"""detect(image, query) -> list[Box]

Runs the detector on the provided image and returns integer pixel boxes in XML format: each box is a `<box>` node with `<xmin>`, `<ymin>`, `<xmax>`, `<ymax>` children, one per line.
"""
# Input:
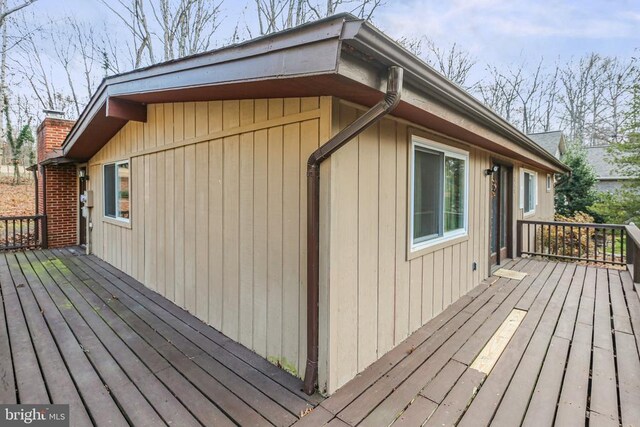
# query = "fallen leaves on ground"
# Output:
<box><xmin>0</xmin><ymin>177</ymin><xmax>36</xmax><ymax>216</ymax></box>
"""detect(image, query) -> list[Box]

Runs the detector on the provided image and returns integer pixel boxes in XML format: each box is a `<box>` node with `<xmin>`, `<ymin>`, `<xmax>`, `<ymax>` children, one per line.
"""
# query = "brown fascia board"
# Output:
<box><xmin>62</xmin><ymin>12</ymin><xmax>569</xmax><ymax>173</ymax></box>
<box><xmin>339</xmin><ymin>20</ymin><xmax>570</xmax><ymax>173</ymax></box>
<box><xmin>62</xmin><ymin>14</ymin><xmax>351</xmax><ymax>159</ymax></box>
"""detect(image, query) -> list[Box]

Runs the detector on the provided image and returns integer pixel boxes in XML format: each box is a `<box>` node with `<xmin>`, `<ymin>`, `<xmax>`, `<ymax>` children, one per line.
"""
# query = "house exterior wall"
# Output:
<box><xmin>321</xmin><ymin>100</ymin><xmax>556</xmax><ymax>393</ymax></box>
<box><xmin>86</xmin><ymin>97</ymin><xmax>329</xmax><ymax>379</ymax></box>
<box><xmin>85</xmin><ymin>96</ymin><xmax>556</xmax><ymax>395</ymax></box>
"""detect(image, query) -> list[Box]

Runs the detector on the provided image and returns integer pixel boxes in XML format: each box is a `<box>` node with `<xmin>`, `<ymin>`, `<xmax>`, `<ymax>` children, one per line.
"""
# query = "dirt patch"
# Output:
<box><xmin>0</xmin><ymin>176</ymin><xmax>36</xmax><ymax>217</ymax></box>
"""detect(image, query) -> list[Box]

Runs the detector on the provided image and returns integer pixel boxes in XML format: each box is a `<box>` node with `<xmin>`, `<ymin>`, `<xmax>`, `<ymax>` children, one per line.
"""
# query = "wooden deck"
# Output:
<box><xmin>0</xmin><ymin>248</ymin><xmax>321</xmax><ymax>426</ymax></box>
<box><xmin>2</xmin><ymin>250</ymin><xmax>640</xmax><ymax>426</ymax></box>
<box><xmin>296</xmin><ymin>258</ymin><xmax>640</xmax><ymax>427</ymax></box>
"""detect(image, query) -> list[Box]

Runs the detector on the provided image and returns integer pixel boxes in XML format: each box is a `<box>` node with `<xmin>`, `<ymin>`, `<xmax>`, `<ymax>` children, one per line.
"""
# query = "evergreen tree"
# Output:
<box><xmin>591</xmin><ymin>84</ymin><xmax>640</xmax><ymax>223</ymax></box>
<box><xmin>554</xmin><ymin>141</ymin><xmax>597</xmax><ymax>216</ymax></box>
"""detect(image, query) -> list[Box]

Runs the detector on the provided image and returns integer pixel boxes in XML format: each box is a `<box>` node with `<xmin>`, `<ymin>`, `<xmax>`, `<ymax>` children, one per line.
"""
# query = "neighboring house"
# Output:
<box><xmin>585</xmin><ymin>144</ymin><xmax>633</xmax><ymax>193</ymax></box>
<box><xmin>527</xmin><ymin>130</ymin><xmax>566</xmax><ymax>160</ymax></box>
<box><xmin>34</xmin><ymin>14</ymin><xmax>568</xmax><ymax>395</ymax></box>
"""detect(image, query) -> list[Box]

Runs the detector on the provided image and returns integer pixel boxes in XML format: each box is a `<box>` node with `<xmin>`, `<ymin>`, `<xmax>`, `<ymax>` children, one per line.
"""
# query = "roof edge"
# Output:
<box><xmin>342</xmin><ymin>20</ymin><xmax>570</xmax><ymax>173</ymax></box>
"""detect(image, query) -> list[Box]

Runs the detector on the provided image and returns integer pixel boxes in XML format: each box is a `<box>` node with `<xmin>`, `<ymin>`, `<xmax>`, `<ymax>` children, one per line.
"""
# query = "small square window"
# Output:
<box><xmin>521</xmin><ymin>169</ymin><xmax>537</xmax><ymax>215</ymax></box>
<box><xmin>104</xmin><ymin>161</ymin><xmax>130</xmax><ymax>221</ymax></box>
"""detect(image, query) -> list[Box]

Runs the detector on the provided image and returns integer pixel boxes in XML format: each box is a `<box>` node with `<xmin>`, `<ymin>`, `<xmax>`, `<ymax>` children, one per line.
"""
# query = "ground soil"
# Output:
<box><xmin>0</xmin><ymin>176</ymin><xmax>36</xmax><ymax>217</ymax></box>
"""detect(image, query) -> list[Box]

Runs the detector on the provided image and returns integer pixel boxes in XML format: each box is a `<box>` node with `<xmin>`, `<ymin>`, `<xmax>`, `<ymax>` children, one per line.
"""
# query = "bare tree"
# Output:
<box><xmin>478</xmin><ymin>65</ymin><xmax>522</xmax><ymax>123</ymax></box>
<box><xmin>422</xmin><ymin>38</ymin><xmax>476</xmax><ymax>89</ymax></box>
<box><xmin>98</xmin><ymin>0</ymin><xmax>155</xmax><ymax>68</ymax></box>
<box><xmin>600</xmin><ymin>57</ymin><xmax>638</xmax><ymax>144</ymax></box>
<box><xmin>100</xmin><ymin>0</ymin><xmax>222</xmax><ymax>67</ymax></box>
<box><xmin>0</xmin><ymin>0</ymin><xmax>38</xmax><ymax>164</ymax></box>
<box><xmin>252</xmin><ymin>0</ymin><xmax>384</xmax><ymax>36</ymax></box>
<box><xmin>397</xmin><ymin>35</ymin><xmax>476</xmax><ymax>89</ymax></box>
<box><xmin>11</xmin><ymin>14</ymin><xmax>97</xmax><ymax>116</ymax></box>
<box><xmin>558</xmin><ymin>54</ymin><xmax>601</xmax><ymax>143</ymax></box>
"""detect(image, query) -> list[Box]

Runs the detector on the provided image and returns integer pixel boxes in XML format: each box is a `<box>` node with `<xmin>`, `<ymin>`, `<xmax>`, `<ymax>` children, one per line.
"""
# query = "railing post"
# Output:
<box><xmin>635</xmin><ymin>243</ymin><xmax>640</xmax><ymax>284</ymax></box>
<box><xmin>41</xmin><ymin>215</ymin><xmax>48</xmax><ymax>249</ymax></box>
<box><xmin>516</xmin><ymin>220</ymin><xmax>522</xmax><ymax>257</ymax></box>
<box><xmin>626</xmin><ymin>229</ymin><xmax>633</xmax><ymax>270</ymax></box>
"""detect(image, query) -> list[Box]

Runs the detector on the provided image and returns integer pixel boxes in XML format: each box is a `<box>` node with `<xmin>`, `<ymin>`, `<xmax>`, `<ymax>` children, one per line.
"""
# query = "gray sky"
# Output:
<box><xmin>36</xmin><ymin>0</ymin><xmax>639</xmax><ymax>68</ymax></box>
<box><xmin>377</xmin><ymin>0</ymin><xmax>639</xmax><ymax>67</ymax></box>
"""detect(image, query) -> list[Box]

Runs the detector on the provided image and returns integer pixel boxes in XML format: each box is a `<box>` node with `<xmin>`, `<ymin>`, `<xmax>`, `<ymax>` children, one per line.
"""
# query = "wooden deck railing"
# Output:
<box><xmin>625</xmin><ymin>223</ymin><xmax>640</xmax><ymax>283</ymax></box>
<box><xmin>0</xmin><ymin>215</ymin><xmax>47</xmax><ymax>251</ymax></box>
<box><xmin>517</xmin><ymin>220</ymin><xmax>627</xmax><ymax>266</ymax></box>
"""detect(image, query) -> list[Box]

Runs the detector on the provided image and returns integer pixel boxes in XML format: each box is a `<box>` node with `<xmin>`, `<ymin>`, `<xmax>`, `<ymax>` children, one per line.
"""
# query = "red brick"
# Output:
<box><xmin>36</xmin><ymin>117</ymin><xmax>77</xmax><ymax>248</ymax></box>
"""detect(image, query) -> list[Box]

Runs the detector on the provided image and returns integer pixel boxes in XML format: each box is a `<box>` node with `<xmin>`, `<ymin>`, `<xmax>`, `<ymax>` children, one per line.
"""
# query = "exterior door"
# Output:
<box><xmin>79</xmin><ymin>169</ymin><xmax>87</xmax><ymax>245</ymax></box>
<box><xmin>490</xmin><ymin>163</ymin><xmax>512</xmax><ymax>267</ymax></box>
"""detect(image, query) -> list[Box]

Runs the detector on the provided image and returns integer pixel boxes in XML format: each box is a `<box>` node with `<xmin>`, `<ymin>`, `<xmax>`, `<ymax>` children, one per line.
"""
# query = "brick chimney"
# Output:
<box><xmin>36</xmin><ymin>110</ymin><xmax>78</xmax><ymax>248</ymax></box>
<box><xmin>37</xmin><ymin>109</ymin><xmax>75</xmax><ymax>163</ymax></box>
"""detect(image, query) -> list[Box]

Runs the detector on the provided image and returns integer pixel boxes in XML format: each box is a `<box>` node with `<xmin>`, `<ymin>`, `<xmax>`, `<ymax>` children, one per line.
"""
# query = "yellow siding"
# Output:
<box><xmin>87</xmin><ymin>98</ymin><xmax>325</xmax><ymax>379</ymax></box>
<box><xmin>322</xmin><ymin>100</ymin><xmax>556</xmax><ymax>393</ymax></box>
<box><xmin>87</xmin><ymin>95</ymin><xmax>557</xmax><ymax>395</ymax></box>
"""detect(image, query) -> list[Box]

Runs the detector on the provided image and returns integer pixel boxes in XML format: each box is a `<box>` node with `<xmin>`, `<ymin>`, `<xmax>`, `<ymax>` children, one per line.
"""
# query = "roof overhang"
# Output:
<box><xmin>62</xmin><ymin>14</ymin><xmax>569</xmax><ymax>173</ymax></box>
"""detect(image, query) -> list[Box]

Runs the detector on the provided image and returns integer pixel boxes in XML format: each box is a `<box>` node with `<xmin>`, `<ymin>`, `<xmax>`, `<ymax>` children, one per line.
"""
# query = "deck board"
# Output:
<box><xmin>296</xmin><ymin>259</ymin><xmax>639</xmax><ymax>427</ymax></box>
<box><xmin>81</xmin><ymin>249</ymin><xmax>320</xmax><ymax>405</ymax></box>
<box><xmin>2</xmin><ymin>250</ymin><xmax>639</xmax><ymax>427</ymax></box>
<box><xmin>52</xmin><ymin>250</ymin><xmax>295</xmax><ymax>426</ymax></box>
<box><xmin>0</xmin><ymin>250</ymin><xmax>318</xmax><ymax>426</ymax></box>
<box><xmin>60</xmin><ymin>249</ymin><xmax>310</xmax><ymax>423</ymax></box>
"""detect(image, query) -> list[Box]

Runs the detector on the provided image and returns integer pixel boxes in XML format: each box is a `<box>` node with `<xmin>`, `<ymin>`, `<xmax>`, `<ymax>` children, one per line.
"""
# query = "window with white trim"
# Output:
<box><xmin>104</xmin><ymin>161</ymin><xmax>130</xmax><ymax>221</ymax></box>
<box><xmin>546</xmin><ymin>174</ymin><xmax>552</xmax><ymax>192</ymax></box>
<box><xmin>520</xmin><ymin>169</ymin><xmax>537</xmax><ymax>215</ymax></box>
<box><xmin>411</xmin><ymin>137</ymin><xmax>468</xmax><ymax>250</ymax></box>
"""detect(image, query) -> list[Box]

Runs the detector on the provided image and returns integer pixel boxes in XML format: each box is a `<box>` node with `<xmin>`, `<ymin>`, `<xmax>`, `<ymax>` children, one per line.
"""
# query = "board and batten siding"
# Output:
<box><xmin>87</xmin><ymin>97</ymin><xmax>329</xmax><ymax>379</ymax></box>
<box><xmin>321</xmin><ymin>100</ymin><xmax>556</xmax><ymax>393</ymax></box>
<box><xmin>321</xmin><ymin>101</ymin><xmax>492</xmax><ymax>393</ymax></box>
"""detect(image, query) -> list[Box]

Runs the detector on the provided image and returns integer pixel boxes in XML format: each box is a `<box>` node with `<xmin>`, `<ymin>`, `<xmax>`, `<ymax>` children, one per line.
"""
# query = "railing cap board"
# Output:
<box><xmin>517</xmin><ymin>219</ymin><xmax>625</xmax><ymax>229</ymax></box>
<box><xmin>0</xmin><ymin>215</ymin><xmax>45</xmax><ymax>221</ymax></box>
<box><xmin>625</xmin><ymin>223</ymin><xmax>640</xmax><ymax>248</ymax></box>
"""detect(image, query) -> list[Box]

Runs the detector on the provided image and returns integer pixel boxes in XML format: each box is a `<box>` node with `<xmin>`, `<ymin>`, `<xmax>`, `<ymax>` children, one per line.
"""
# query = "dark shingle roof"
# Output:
<box><xmin>585</xmin><ymin>145</ymin><xmax>618</xmax><ymax>179</ymax></box>
<box><xmin>528</xmin><ymin>131</ymin><xmax>564</xmax><ymax>159</ymax></box>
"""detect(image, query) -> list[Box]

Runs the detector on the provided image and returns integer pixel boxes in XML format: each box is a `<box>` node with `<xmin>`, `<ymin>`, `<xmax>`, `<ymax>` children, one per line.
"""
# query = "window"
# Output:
<box><xmin>546</xmin><ymin>174</ymin><xmax>552</xmax><ymax>192</ymax></box>
<box><xmin>521</xmin><ymin>169</ymin><xmax>537</xmax><ymax>215</ymax></box>
<box><xmin>411</xmin><ymin>137</ymin><xmax>468</xmax><ymax>250</ymax></box>
<box><xmin>104</xmin><ymin>161</ymin><xmax>130</xmax><ymax>221</ymax></box>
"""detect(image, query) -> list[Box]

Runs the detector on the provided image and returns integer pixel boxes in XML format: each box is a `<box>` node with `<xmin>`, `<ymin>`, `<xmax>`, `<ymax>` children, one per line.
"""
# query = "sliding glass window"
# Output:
<box><xmin>411</xmin><ymin>137</ymin><xmax>468</xmax><ymax>251</ymax></box>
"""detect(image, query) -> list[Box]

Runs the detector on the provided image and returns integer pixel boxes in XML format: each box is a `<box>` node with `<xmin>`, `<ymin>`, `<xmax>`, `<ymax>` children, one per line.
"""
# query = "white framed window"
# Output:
<box><xmin>104</xmin><ymin>160</ymin><xmax>130</xmax><ymax>222</ymax></box>
<box><xmin>520</xmin><ymin>168</ymin><xmax>537</xmax><ymax>215</ymax></box>
<box><xmin>410</xmin><ymin>136</ymin><xmax>469</xmax><ymax>251</ymax></box>
<box><xmin>546</xmin><ymin>174</ymin><xmax>552</xmax><ymax>192</ymax></box>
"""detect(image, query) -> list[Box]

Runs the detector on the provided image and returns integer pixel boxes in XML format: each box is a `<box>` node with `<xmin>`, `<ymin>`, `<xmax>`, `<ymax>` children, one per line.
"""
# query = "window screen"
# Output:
<box><xmin>413</xmin><ymin>148</ymin><xmax>442</xmax><ymax>243</ymax></box>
